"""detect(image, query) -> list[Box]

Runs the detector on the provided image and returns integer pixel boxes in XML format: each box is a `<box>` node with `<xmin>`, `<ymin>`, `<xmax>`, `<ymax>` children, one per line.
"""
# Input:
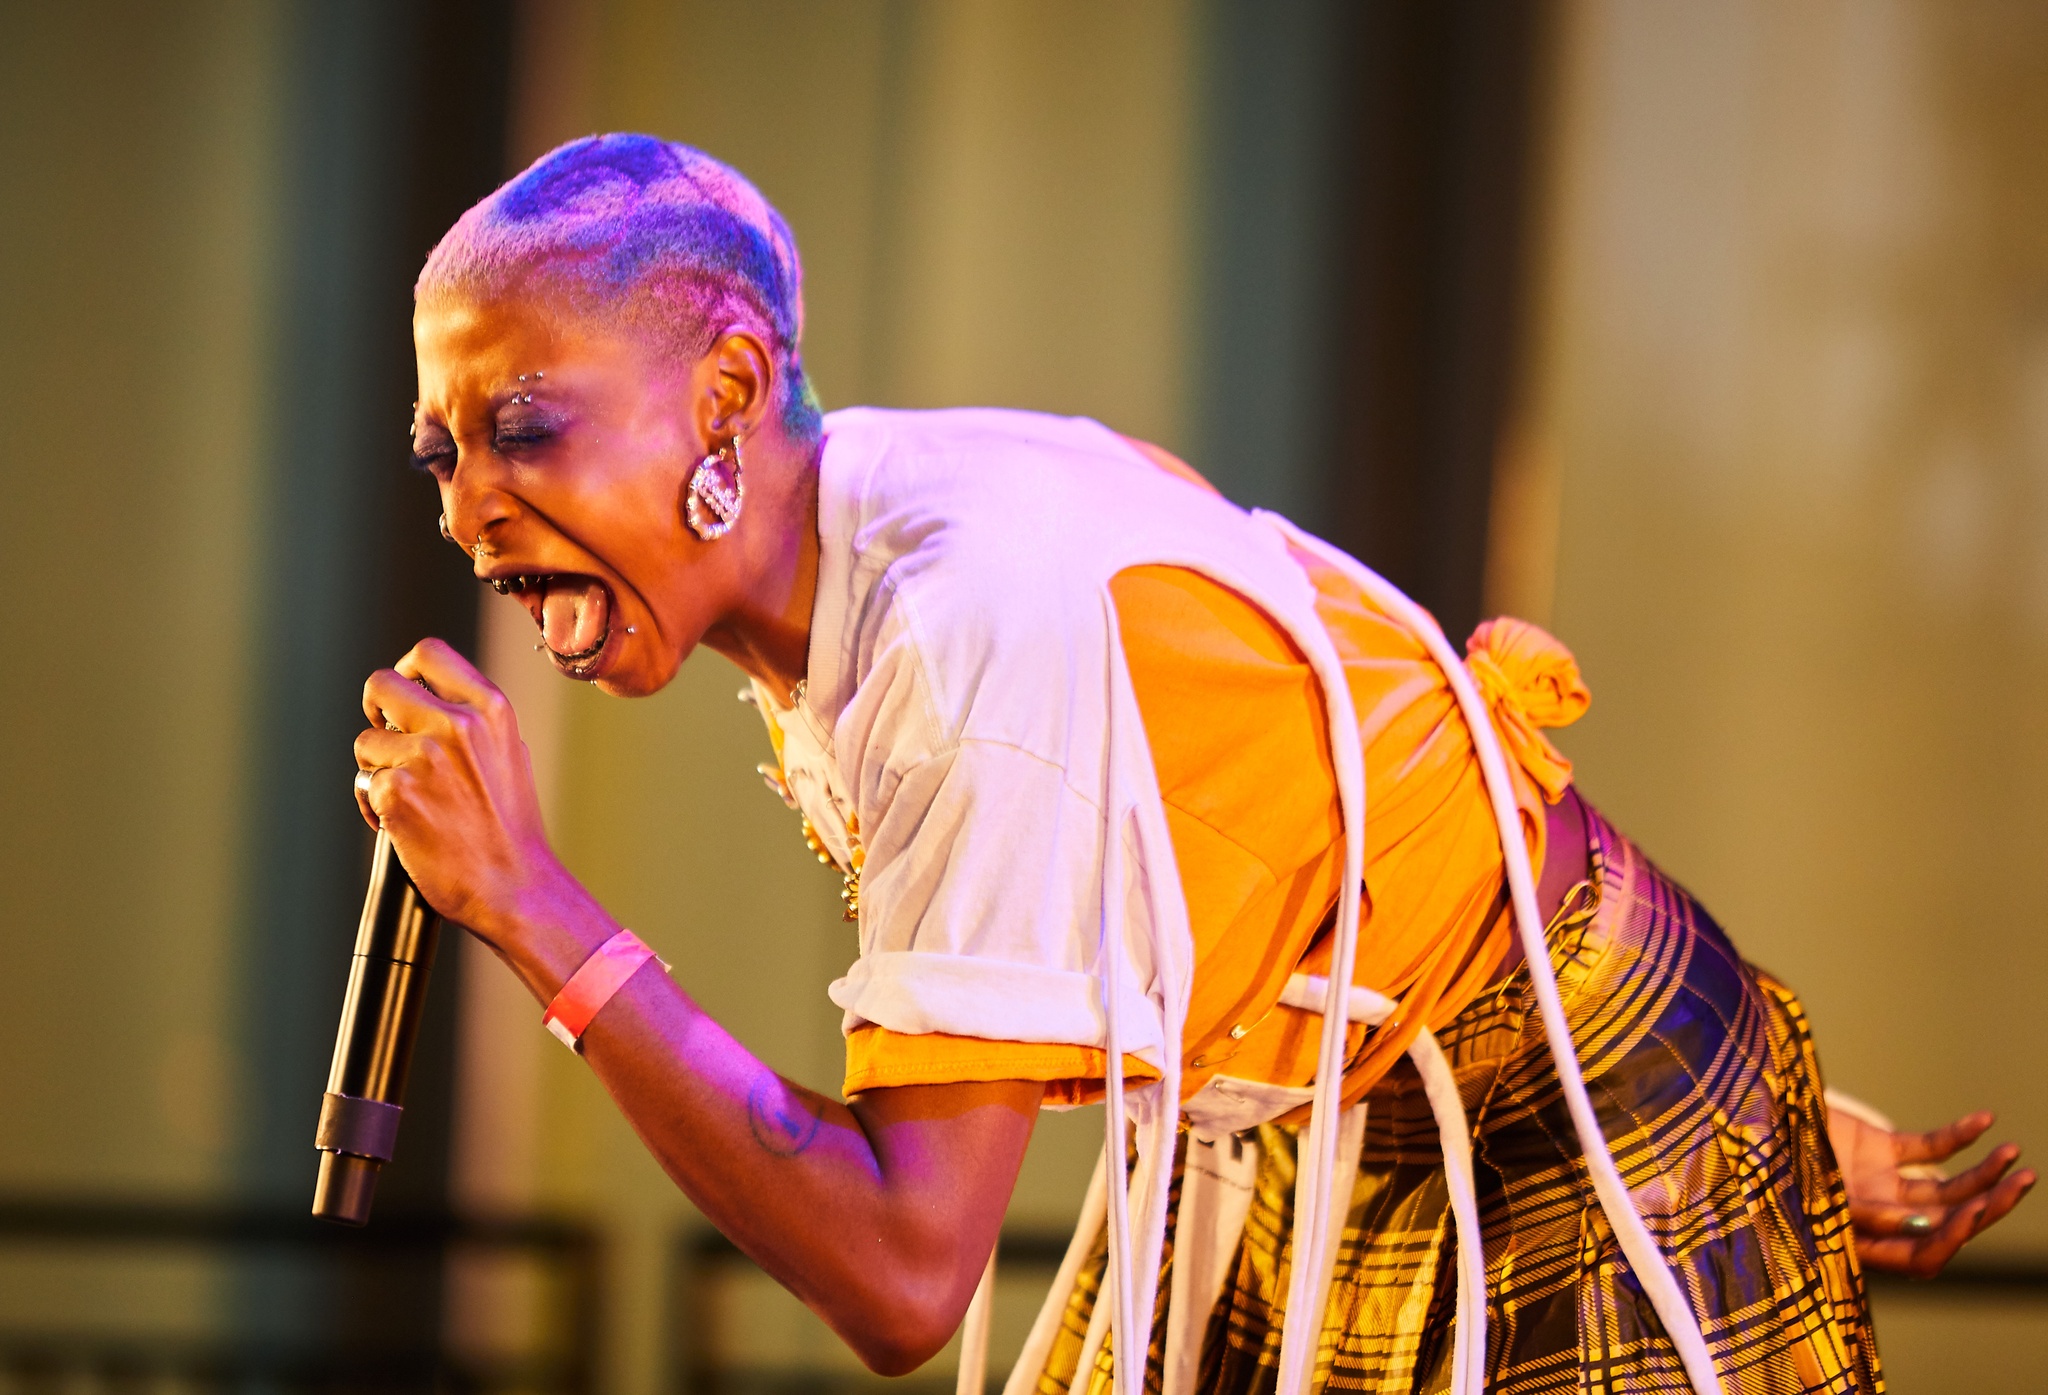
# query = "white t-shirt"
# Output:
<box><xmin>760</xmin><ymin>406</ymin><xmax>1361</xmax><ymax>1081</ymax></box>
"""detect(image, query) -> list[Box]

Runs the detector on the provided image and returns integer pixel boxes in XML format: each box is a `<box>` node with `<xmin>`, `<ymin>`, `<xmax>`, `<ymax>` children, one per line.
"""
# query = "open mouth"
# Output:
<box><xmin>491</xmin><ymin>573</ymin><xmax>617</xmax><ymax>677</ymax></box>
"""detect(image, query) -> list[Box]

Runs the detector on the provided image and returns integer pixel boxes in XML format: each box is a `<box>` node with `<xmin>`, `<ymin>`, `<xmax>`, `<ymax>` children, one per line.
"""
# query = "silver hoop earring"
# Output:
<box><xmin>685</xmin><ymin>433</ymin><xmax>745</xmax><ymax>541</ymax></box>
<box><xmin>438</xmin><ymin>513</ymin><xmax>454</xmax><ymax>542</ymax></box>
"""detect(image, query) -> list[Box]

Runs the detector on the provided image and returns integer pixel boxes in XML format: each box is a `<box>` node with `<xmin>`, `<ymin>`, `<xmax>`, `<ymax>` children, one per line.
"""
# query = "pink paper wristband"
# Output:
<box><xmin>542</xmin><ymin>929</ymin><xmax>667</xmax><ymax>1052</ymax></box>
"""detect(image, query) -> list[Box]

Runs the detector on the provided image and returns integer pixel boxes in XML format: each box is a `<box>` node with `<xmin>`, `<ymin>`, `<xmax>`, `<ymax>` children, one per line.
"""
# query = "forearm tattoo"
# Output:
<box><xmin>748</xmin><ymin>1074</ymin><xmax>825</xmax><ymax>1157</ymax></box>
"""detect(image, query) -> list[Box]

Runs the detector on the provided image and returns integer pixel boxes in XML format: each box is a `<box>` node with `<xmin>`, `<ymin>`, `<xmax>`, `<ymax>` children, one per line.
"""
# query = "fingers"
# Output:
<box><xmin>1854</xmin><ymin>1167</ymin><xmax>2037</xmax><ymax>1278</ymax></box>
<box><xmin>354</xmin><ymin>727</ymin><xmax>431</xmax><ymax>830</ymax></box>
<box><xmin>364</xmin><ymin>666</ymin><xmax>453</xmax><ymax>733</ymax></box>
<box><xmin>1895</xmin><ymin>1110</ymin><xmax>1995</xmax><ymax>1166</ymax></box>
<box><xmin>1901</xmin><ymin>1143</ymin><xmax>2021</xmax><ymax>1207</ymax></box>
<box><xmin>1850</xmin><ymin>1199</ymin><xmax>1939</xmax><ymax>1237</ymax></box>
<box><xmin>1971</xmin><ymin>1167</ymin><xmax>2038</xmax><ymax>1236</ymax></box>
<box><xmin>396</xmin><ymin>637</ymin><xmax>500</xmax><ymax>708</ymax></box>
<box><xmin>1854</xmin><ymin>1205</ymin><xmax>1979</xmax><ymax>1278</ymax></box>
<box><xmin>355</xmin><ymin>726</ymin><xmax>421</xmax><ymax>770</ymax></box>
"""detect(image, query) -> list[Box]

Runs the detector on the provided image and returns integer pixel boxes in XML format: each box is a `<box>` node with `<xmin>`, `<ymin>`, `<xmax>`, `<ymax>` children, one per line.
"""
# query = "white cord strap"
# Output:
<box><xmin>956</xmin><ymin>1246</ymin><xmax>999</xmax><ymax>1395</ymax></box>
<box><xmin>1003</xmin><ymin>1159</ymin><xmax>1109</xmax><ymax>1395</ymax></box>
<box><xmin>1281</xmin><ymin>977</ymin><xmax>1486</xmax><ymax>1393</ymax></box>
<box><xmin>1273</xmin><ymin>521</ymin><xmax>1722</xmax><ymax>1395</ymax></box>
<box><xmin>1094</xmin><ymin>595</ymin><xmax>1190</xmax><ymax>1395</ymax></box>
<box><xmin>1267</xmin><ymin>585</ymin><xmax>1373</xmax><ymax>1395</ymax></box>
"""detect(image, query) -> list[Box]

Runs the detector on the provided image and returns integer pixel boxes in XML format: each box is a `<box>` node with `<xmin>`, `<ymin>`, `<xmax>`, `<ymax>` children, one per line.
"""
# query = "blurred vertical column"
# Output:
<box><xmin>439</xmin><ymin>0</ymin><xmax>596</xmax><ymax>1366</ymax></box>
<box><xmin>1190</xmin><ymin>0</ymin><xmax>1559</xmax><ymax>639</ymax></box>
<box><xmin>1318</xmin><ymin>0</ymin><xmax>1558</xmax><ymax>643</ymax></box>
<box><xmin>237</xmin><ymin>0</ymin><xmax>512</xmax><ymax>1355</ymax></box>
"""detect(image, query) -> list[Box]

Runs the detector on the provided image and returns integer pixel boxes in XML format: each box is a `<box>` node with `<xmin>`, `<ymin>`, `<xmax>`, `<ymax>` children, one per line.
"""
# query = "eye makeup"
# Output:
<box><xmin>492</xmin><ymin>397</ymin><xmax>569</xmax><ymax>452</ymax></box>
<box><xmin>409</xmin><ymin>421</ymin><xmax>456</xmax><ymax>475</ymax></box>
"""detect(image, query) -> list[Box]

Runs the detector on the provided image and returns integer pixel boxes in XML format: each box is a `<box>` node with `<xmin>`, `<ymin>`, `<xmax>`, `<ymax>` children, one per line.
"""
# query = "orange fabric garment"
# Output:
<box><xmin>842</xmin><ymin>499</ymin><xmax>1589</xmax><ymax>1107</ymax></box>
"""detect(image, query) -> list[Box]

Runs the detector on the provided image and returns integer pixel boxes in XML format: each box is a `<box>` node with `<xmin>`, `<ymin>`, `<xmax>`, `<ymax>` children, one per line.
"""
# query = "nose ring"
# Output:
<box><xmin>473</xmin><ymin>531</ymin><xmax>489</xmax><ymax>563</ymax></box>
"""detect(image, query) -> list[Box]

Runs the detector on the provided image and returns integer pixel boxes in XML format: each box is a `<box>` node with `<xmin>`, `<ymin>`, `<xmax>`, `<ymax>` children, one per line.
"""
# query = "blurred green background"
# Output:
<box><xmin>3</xmin><ymin>1</ymin><xmax>2045</xmax><ymax>1391</ymax></box>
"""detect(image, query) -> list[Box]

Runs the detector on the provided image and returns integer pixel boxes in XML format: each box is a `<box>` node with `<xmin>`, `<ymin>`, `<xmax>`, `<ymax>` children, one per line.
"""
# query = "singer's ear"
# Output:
<box><xmin>693</xmin><ymin>328</ymin><xmax>774</xmax><ymax>444</ymax></box>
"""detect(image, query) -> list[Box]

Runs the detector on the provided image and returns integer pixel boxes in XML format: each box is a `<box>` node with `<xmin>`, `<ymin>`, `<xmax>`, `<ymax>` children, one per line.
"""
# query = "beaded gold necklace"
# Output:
<box><xmin>755</xmin><ymin>680</ymin><xmax>863</xmax><ymax>922</ymax></box>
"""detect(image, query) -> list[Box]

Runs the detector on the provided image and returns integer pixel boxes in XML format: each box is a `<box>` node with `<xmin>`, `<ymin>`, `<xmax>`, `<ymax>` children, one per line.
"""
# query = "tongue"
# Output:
<box><xmin>541</xmin><ymin>577</ymin><xmax>610</xmax><ymax>655</ymax></box>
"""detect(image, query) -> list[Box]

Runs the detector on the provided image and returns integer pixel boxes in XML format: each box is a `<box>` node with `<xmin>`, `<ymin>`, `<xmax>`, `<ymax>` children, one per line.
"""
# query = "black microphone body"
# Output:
<box><xmin>312</xmin><ymin>827</ymin><xmax>442</xmax><ymax>1225</ymax></box>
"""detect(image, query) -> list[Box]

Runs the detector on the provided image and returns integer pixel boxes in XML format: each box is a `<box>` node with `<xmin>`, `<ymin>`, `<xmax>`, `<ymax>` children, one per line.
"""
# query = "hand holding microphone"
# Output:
<box><xmin>318</xmin><ymin>640</ymin><xmax>557</xmax><ymax>1224</ymax></box>
<box><xmin>349</xmin><ymin>640</ymin><xmax>554</xmax><ymax>937</ymax></box>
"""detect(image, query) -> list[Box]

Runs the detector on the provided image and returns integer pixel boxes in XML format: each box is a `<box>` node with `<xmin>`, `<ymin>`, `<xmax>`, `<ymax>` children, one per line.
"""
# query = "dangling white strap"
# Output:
<box><xmin>1271</xmin><ymin>520</ymin><xmax>1721</xmax><ymax>1395</ymax></box>
<box><xmin>1160</xmin><ymin>1134</ymin><xmax>1262</xmax><ymax>1395</ymax></box>
<box><xmin>1072</xmin><ymin>1262</ymin><xmax>1116</xmax><ymax>1395</ymax></box>
<box><xmin>1094</xmin><ymin>596</ymin><xmax>1189</xmax><ymax>1395</ymax></box>
<box><xmin>957</xmin><ymin>1245</ymin><xmax>999</xmax><ymax>1395</ymax></box>
<box><xmin>1004</xmin><ymin>1159</ymin><xmax>1109</xmax><ymax>1395</ymax></box>
<box><xmin>1098</xmin><ymin>817</ymin><xmax>1137</xmax><ymax>1395</ymax></box>
<box><xmin>1410</xmin><ymin>1028</ymin><xmax>1485</xmax><ymax>1393</ymax></box>
<box><xmin>1264</xmin><ymin>580</ymin><xmax>1373</xmax><ymax>1395</ymax></box>
<box><xmin>1281</xmin><ymin>976</ymin><xmax>1486</xmax><ymax>1393</ymax></box>
<box><xmin>1306</xmin><ymin>1103</ymin><xmax>1369</xmax><ymax>1330</ymax></box>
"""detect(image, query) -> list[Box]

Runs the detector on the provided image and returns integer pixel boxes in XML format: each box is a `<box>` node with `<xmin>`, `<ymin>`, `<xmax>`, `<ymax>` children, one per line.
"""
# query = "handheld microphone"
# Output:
<box><xmin>311</xmin><ymin>826</ymin><xmax>442</xmax><ymax>1225</ymax></box>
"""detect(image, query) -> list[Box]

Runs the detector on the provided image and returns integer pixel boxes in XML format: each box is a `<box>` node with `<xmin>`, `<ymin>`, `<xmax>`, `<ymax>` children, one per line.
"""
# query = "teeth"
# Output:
<box><xmin>488</xmin><ymin>574</ymin><xmax>548</xmax><ymax>595</ymax></box>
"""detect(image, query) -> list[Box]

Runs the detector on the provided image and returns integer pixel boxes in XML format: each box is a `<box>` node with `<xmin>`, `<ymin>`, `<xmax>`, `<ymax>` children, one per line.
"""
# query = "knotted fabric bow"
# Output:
<box><xmin>1463</xmin><ymin>617</ymin><xmax>1590</xmax><ymax>803</ymax></box>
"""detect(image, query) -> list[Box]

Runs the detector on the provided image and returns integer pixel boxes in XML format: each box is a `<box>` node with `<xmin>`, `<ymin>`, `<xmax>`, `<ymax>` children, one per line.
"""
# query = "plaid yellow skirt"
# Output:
<box><xmin>1028</xmin><ymin>810</ymin><xmax>1881</xmax><ymax>1394</ymax></box>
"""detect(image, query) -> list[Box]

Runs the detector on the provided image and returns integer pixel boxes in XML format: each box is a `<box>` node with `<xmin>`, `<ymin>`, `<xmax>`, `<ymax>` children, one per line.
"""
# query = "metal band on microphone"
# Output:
<box><xmin>316</xmin><ymin>1091</ymin><xmax>405</xmax><ymax>1162</ymax></box>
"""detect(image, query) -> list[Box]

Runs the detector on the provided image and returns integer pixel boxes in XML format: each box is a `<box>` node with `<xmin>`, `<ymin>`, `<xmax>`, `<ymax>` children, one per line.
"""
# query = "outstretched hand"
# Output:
<box><xmin>1831</xmin><ymin>1104</ymin><xmax>2035</xmax><ymax>1278</ymax></box>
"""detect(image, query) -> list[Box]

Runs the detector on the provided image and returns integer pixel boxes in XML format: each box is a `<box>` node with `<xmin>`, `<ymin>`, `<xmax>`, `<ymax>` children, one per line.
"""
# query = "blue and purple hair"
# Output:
<box><xmin>418</xmin><ymin>133</ymin><xmax>822</xmax><ymax>440</ymax></box>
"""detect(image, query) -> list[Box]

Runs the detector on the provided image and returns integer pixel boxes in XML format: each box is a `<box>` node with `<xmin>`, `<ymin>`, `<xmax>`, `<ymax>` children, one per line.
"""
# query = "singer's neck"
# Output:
<box><xmin>700</xmin><ymin>434</ymin><xmax>821</xmax><ymax>701</ymax></box>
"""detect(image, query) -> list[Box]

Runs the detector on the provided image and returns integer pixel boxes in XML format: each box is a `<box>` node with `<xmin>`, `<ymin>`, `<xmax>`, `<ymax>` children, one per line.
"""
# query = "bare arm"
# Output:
<box><xmin>354</xmin><ymin>640</ymin><xmax>1038</xmax><ymax>1374</ymax></box>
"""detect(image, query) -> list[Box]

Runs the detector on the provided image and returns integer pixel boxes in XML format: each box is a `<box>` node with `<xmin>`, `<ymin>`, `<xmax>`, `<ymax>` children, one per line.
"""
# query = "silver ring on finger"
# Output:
<box><xmin>354</xmin><ymin>769</ymin><xmax>376</xmax><ymax>797</ymax></box>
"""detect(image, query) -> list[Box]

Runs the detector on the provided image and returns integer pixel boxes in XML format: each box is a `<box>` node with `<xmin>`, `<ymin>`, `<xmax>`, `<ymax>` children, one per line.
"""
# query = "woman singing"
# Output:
<box><xmin>356</xmin><ymin>134</ymin><xmax>2029</xmax><ymax>1395</ymax></box>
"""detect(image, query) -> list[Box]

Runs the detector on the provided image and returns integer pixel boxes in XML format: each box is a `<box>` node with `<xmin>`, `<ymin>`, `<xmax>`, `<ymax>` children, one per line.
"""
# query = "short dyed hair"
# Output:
<box><xmin>418</xmin><ymin>133</ymin><xmax>822</xmax><ymax>440</ymax></box>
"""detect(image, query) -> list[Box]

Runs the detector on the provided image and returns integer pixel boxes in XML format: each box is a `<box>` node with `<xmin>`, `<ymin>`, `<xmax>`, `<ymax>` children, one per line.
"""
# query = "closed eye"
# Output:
<box><xmin>410</xmin><ymin>442</ymin><xmax>456</xmax><ymax>476</ymax></box>
<box><xmin>494</xmin><ymin>423</ymin><xmax>556</xmax><ymax>451</ymax></box>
